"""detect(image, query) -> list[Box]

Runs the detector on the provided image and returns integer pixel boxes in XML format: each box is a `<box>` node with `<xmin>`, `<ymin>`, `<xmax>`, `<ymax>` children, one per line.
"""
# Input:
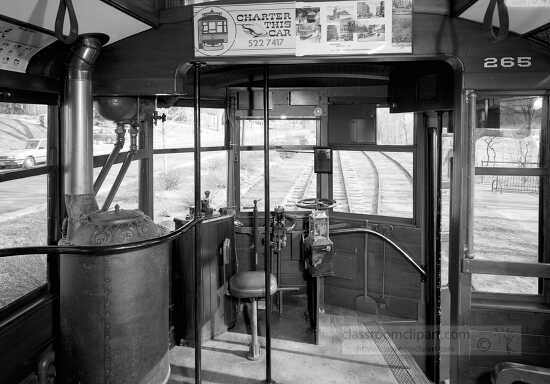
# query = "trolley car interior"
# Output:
<box><xmin>1</xmin><ymin>1</ymin><xmax>550</xmax><ymax>384</ymax></box>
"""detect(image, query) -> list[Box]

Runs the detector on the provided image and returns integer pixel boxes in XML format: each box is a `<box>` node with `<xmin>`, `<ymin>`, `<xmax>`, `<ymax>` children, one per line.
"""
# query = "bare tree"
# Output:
<box><xmin>482</xmin><ymin>136</ymin><xmax>496</xmax><ymax>166</ymax></box>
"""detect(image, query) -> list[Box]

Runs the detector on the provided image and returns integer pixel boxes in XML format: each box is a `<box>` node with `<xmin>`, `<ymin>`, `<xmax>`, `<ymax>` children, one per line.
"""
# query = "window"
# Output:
<box><xmin>471</xmin><ymin>95</ymin><xmax>544</xmax><ymax>294</ymax></box>
<box><xmin>332</xmin><ymin>108</ymin><xmax>415</xmax><ymax>219</ymax></box>
<box><xmin>208</xmin><ymin>21</ymin><xmax>216</xmax><ymax>33</ymax></box>
<box><xmin>0</xmin><ymin>103</ymin><xmax>48</xmax><ymax>172</ymax></box>
<box><xmin>0</xmin><ymin>102</ymin><xmax>49</xmax><ymax>308</ymax></box>
<box><xmin>240</xmin><ymin>150</ymin><xmax>317</xmax><ymax>211</ymax></box>
<box><xmin>240</xmin><ymin>119</ymin><xmax>317</xmax><ymax>146</ymax></box>
<box><xmin>94</xmin><ymin>161</ymin><xmax>140</xmax><ymax>210</ymax></box>
<box><xmin>153</xmin><ymin>107</ymin><xmax>228</xmax><ymax>227</ymax></box>
<box><xmin>376</xmin><ymin>108</ymin><xmax>414</xmax><ymax>145</ymax></box>
<box><xmin>154</xmin><ymin>153</ymin><xmax>194</xmax><ymax>228</ymax></box>
<box><xmin>93</xmin><ymin>103</ymin><xmax>139</xmax><ymax>211</ymax></box>
<box><xmin>92</xmin><ymin>104</ymin><xmax>130</xmax><ymax>155</ymax></box>
<box><xmin>333</xmin><ymin>150</ymin><xmax>413</xmax><ymax>217</ymax></box>
<box><xmin>441</xmin><ymin>123</ymin><xmax>453</xmax><ymax>288</ymax></box>
<box><xmin>238</xmin><ymin>118</ymin><xmax>318</xmax><ymax>211</ymax></box>
<box><xmin>154</xmin><ymin>151</ymin><xmax>228</xmax><ymax>228</ymax></box>
<box><xmin>154</xmin><ymin>107</ymin><xmax>225</xmax><ymax>149</ymax></box>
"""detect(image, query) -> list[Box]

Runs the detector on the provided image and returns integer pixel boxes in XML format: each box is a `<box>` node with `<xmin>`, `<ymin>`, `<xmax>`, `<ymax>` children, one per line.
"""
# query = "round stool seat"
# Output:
<box><xmin>229</xmin><ymin>271</ymin><xmax>277</xmax><ymax>298</ymax></box>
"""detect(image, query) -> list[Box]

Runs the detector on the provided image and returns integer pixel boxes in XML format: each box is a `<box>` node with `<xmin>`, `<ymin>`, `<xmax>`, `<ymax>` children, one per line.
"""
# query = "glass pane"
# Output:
<box><xmin>472</xmin><ymin>275</ymin><xmax>538</xmax><ymax>295</ymax></box>
<box><xmin>441</xmin><ymin>128</ymin><xmax>453</xmax><ymax>287</ymax></box>
<box><xmin>240</xmin><ymin>119</ymin><xmax>317</xmax><ymax>146</ymax></box>
<box><xmin>93</xmin><ymin>104</ymin><xmax>130</xmax><ymax>156</ymax></box>
<box><xmin>202</xmin><ymin>150</ymin><xmax>228</xmax><ymax>211</ymax></box>
<box><xmin>0</xmin><ymin>102</ymin><xmax>48</xmax><ymax>173</ymax></box>
<box><xmin>475</xmin><ymin>96</ymin><xmax>542</xmax><ymax>168</ymax></box>
<box><xmin>240</xmin><ymin>150</ymin><xmax>316</xmax><ymax>211</ymax></box>
<box><xmin>376</xmin><ymin>108</ymin><xmax>414</xmax><ymax>145</ymax></box>
<box><xmin>472</xmin><ymin>176</ymin><xmax>540</xmax><ymax>293</ymax></box>
<box><xmin>333</xmin><ymin>150</ymin><xmax>413</xmax><ymax>218</ymax></box>
<box><xmin>0</xmin><ymin>175</ymin><xmax>47</xmax><ymax>307</ymax></box>
<box><xmin>473</xmin><ymin>176</ymin><xmax>539</xmax><ymax>263</ymax></box>
<box><xmin>154</xmin><ymin>107</ymin><xmax>225</xmax><ymax>149</ymax></box>
<box><xmin>94</xmin><ymin>161</ymin><xmax>140</xmax><ymax>210</ymax></box>
<box><xmin>154</xmin><ymin>153</ymin><xmax>194</xmax><ymax>228</ymax></box>
<box><xmin>154</xmin><ymin>151</ymin><xmax>228</xmax><ymax>228</ymax></box>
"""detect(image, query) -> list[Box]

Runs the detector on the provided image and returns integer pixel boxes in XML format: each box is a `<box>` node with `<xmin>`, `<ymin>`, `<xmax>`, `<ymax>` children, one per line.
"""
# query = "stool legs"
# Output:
<box><xmin>248</xmin><ymin>299</ymin><xmax>261</xmax><ymax>360</ymax></box>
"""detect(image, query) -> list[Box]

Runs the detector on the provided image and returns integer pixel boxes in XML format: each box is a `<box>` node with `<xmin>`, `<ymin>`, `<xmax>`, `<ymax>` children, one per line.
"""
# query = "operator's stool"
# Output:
<box><xmin>229</xmin><ymin>271</ymin><xmax>277</xmax><ymax>360</ymax></box>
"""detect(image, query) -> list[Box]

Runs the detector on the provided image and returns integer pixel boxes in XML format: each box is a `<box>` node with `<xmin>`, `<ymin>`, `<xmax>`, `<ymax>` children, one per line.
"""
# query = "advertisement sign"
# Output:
<box><xmin>194</xmin><ymin>0</ymin><xmax>412</xmax><ymax>57</ymax></box>
<box><xmin>194</xmin><ymin>3</ymin><xmax>296</xmax><ymax>57</ymax></box>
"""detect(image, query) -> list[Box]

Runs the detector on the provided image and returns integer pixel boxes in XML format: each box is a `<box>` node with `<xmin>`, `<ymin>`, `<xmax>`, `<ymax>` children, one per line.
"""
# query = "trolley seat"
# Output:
<box><xmin>229</xmin><ymin>271</ymin><xmax>277</xmax><ymax>298</ymax></box>
<box><xmin>229</xmin><ymin>271</ymin><xmax>277</xmax><ymax>361</ymax></box>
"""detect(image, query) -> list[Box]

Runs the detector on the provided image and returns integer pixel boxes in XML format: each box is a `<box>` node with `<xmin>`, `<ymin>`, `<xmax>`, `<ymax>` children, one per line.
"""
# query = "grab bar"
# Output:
<box><xmin>0</xmin><ymin>218</ymin><xmax>202</xmax><ymax>258</ymax></box>
<box><xmin>331</xmin><ymin>227</ymin><xmax>427</xmax><ymax>281</ymax></box>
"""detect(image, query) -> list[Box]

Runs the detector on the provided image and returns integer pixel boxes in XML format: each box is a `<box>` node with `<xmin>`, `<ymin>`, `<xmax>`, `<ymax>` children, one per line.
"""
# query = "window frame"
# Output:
<box><xmin>467</xmin><ymin>91</ymin><xmax>550</xmax><ymax>299</ymax></box>
<box><xmin>150</xmin><ymin>104</ymin><xmax>229</xmax><ymax>220</ymax></box>
<box><xmin>235</xmin><ymin>115</ymin><xmax>321</xmax><ymax>213</ymax></box>
<box><xmin>0</xmin><ymin>95</ymin><xmax>60</xmax><ymax>321</ymax></box>
<box><xmin>329</xmin><ymin>107</ymin><xmax>418</xmax><ymax>225</ymax></box>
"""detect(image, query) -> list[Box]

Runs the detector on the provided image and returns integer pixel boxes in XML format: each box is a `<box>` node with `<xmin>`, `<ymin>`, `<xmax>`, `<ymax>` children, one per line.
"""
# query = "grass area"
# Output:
<box><xmin>471</xmin><ymin>182</ymin><xmax>538</xmax><ymax>294</ymax></box>
<box><xmin>153</xmin><ymin>151</ymin><xmax>228</xmax><ymax>229</ymax></box>
<box><xmin>0</xmin><ymin>208</ymin><xmax>47</xmax><ymax>307</ymax></box>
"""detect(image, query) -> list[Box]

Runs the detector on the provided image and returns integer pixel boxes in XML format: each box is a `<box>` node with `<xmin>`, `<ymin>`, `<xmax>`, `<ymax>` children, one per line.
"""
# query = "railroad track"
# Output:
<box><xmin>363</xmin><ymin>151</ymin><xmax>413</xmax><ymax>217</ymax></box>
<box><xmin>240</xmin><ymin>151</ymin><xmax>413</xmax><ymax>217</ymax></box>
<box><xmin>332</xmin><ymin>151</ymin><xmax>413</xmax><ymax>217</ymax></box>
<box><xmin>281</xmin><ymin>162</ymin><xmax>315</xmax><ymax>209</ymax></box>
<box><xmin>332</xmin><ymin>151</ymin><xmax>350</xmax><ymax>212</ymax></box>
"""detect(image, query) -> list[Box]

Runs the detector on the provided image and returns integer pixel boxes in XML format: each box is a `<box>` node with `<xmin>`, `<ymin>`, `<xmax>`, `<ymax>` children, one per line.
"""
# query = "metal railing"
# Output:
<box><xmin>0</xmin><ymin>217</ymin><xmax>201</xmax><ymax>258</ymax></box>
<box><xmin>331</xmin><ymin>227</ymin><xmax>427</xmax><ymax>280</ymax></box>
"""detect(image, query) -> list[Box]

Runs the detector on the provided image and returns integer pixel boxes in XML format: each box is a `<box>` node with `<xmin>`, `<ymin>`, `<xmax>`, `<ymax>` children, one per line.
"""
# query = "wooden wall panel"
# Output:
<box><xmin>93</xmin><ymin>13</ymin><xmax>550</xmax><ymax>96</ymax></box>
<box><xmin>466</xmin><ymin>306</ymin><xmax>550</xmax><ymax>383</ymax></box>
<box><xmin>172</xmin><ymin>216</ymin><xmax>235</xmax><ymax>345</ymax></box>
<box><xmin>0</xmin><ymin>296</ymin><xmax>55</xmax><ymax>384</ymax></box>
<box><xmin>326</xmin><ymin>225</ymin><xmax>423</xmax><ymax>319</ymax></box>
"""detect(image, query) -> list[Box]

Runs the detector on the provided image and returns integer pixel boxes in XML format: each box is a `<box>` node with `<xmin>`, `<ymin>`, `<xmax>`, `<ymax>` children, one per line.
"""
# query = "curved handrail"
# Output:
<box><xmin>331</xmin><ymin>227</ymin><xmax>427</xmax><ymax>281</ymax></box>
<box><xmin>0</xmin><ymin>218</ymin><xmax>202</xmax><ymax>258</ymax></box>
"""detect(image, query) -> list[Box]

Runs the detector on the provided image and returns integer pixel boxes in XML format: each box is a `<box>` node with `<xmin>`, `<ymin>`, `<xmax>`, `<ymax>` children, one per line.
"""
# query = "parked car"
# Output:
<box><xmin>93</xmin><ymin>127</ymin><xmax>115</xmax><ymax>144</ymax></box>
<box><xmin>0</xmin><ymin>138</ymin><xmax>47</xmax><ymax>169</ymax></box>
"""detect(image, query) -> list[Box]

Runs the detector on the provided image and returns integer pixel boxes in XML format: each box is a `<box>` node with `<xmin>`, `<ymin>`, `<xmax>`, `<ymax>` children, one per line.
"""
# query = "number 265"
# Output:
<box><xmin>483</xmin><ymin>57</ymin><xmax>532</xmax><ymax>68</ymax></box>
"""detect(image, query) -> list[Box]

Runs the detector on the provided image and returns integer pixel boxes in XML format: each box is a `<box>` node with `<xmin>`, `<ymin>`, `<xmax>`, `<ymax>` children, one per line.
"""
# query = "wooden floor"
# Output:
<box><xmin>319</xmin><ymin>305</ymin><xmax>430</xmax><ymax>384</ymax></box>
<box><xmin>169</xmin><ymin>300</ymin><xmax>430</xmax><ymax>384</ymax></box>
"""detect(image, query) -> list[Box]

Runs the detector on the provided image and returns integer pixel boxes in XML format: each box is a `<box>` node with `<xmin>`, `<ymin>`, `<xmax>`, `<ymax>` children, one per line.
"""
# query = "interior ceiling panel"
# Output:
<box><xmin>460</xmin><ymin>0</ymin><xmax>550</xmax><ymax>35</ymax></box>
<box><xmin>0</xmin><ymin>0</ymin><xmax>150</xmax><ymax>45</ymax></box>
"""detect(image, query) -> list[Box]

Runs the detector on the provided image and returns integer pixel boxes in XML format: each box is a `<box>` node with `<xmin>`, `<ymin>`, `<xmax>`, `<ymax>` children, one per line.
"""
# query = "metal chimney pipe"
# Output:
<box><xmin>62</xmin><ymin>33</ymin><xmax>108</xmax><ymax>237</ymax></box>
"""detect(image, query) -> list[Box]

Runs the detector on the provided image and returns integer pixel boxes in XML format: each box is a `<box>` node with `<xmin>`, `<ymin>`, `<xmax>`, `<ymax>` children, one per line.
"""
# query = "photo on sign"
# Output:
<box><xmin>357</xmin><ymin>0</ymin><xmax>385</xmax><ymax>19</ymax></box>
<box><xmin>195</xmin><ymin>7</ymin><xmax>237</xmax><ymax>56</ymax></box>
<box><xmin>296</xmin><ymin>7</ymin><xmax>321</xmax><ymax>42</ymax></box>
<box><xmin>326</xmin><ymin>5</ymin><xmax>356</xmax><ymax>42</ymax></box>
<box><xmin>356</xmin><ymin>22</ymin><xmax>385</xmax><ymax>42</ymax></box>
<box><xmin>392</xmin><ymin>0</ymin><xmax>412</xmax><ymax>46</ymax></box>
<box><xmin>326</xmin><ymin>4</ymin><xmax>355</xmax><ymax>23</ymax></box>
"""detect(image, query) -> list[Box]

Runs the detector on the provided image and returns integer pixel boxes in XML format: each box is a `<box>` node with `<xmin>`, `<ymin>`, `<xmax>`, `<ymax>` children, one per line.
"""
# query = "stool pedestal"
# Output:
<box><xmin>248</xmin><ymin>299</ymin><xmax>261</xmax><ymax>360</ymax></box>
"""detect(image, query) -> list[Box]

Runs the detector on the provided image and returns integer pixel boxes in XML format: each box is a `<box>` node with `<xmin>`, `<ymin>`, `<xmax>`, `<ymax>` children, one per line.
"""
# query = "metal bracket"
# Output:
<box><xmin>462</xmin><ymin>258</ymin><xmax>473</xmax><ymax>273</ymax></box>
